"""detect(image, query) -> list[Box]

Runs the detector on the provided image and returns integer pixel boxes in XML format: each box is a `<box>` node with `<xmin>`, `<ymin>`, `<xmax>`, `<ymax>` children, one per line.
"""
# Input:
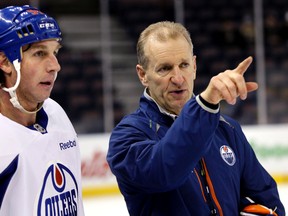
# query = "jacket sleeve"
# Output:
<box><xmin>107</xmin><ymin>96</ymin><xmax>220</xmax><ymax>193</ymax></box>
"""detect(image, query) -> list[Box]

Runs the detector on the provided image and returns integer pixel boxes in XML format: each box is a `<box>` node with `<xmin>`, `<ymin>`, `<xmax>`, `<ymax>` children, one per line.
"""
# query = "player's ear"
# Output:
<box><xmin>136</xmin><ymin>64</ymin><xmax>148</xmax><ymax>87</ymax></box>
<box><xmin>0</xmin><ymin>52</ymin><xmax>12</xmax><ymax>73</ymax></box>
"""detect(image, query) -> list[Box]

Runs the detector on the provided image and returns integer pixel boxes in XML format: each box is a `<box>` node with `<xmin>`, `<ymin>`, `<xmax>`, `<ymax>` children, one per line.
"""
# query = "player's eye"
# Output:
<box><xmin>33</xmin><ymin>50</ymin><xmax>46</xmax><ymax>57</ymax></box>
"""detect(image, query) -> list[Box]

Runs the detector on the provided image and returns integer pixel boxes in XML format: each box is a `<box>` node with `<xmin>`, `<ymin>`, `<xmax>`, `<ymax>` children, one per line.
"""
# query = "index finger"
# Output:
<box><xmin>235</xmin><ymin>56</ymin><xmax>253</xmax><ymax>75</ymax></box>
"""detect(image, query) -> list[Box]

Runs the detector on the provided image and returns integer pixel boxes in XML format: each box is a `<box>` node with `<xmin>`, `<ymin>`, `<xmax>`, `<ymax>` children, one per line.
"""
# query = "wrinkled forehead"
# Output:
<box><xmin>145</xmin><ymin>36</ymin><xmax>193</xmax><ymax>63</ymax></box>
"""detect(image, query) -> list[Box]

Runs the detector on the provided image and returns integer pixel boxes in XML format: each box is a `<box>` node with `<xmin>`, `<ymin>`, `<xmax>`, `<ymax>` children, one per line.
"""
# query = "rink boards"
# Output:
<box><xmin>79</xmin><ymin>124</ymin><xmax>288</xmax><ymax>197</ymax></box>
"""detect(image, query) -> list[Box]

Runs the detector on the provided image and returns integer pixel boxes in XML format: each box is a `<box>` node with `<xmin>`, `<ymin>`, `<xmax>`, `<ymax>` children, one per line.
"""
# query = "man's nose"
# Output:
<box><xmin>170</xmin><ymin>67</ymin><xmax>184</xmax><ymax>85</ymax></box>
<box><xmin>47</xmin><ymin>55</ymin><xmax>61</xmax><ymax>73</ymax></box>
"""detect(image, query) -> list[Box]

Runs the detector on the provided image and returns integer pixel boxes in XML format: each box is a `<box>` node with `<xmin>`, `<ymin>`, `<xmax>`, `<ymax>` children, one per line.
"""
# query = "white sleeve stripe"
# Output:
<box><xmin>195</xmin><ymin>95</ymin><xmax>219</xmax><ymax>114</ymax></box>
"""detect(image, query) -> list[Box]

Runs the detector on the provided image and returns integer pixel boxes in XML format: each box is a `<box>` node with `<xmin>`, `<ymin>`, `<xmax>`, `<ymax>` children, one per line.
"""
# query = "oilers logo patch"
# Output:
<box><xmin>220</xmin><ymin>145</ymin><xmax>236</xmax><ymax>166</ymax></box>
<box><xmin>37</xmin><ymin>163</ymin><xmax>79</xmax><ymax>216</ymax></box>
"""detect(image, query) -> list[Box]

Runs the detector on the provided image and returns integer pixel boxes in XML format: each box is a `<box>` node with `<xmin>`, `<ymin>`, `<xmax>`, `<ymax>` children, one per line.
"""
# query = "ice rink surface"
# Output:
<box><xmin>84</xmin><ymin>184</ymin><xmax>288</xmax><ymax>215</ymax></box>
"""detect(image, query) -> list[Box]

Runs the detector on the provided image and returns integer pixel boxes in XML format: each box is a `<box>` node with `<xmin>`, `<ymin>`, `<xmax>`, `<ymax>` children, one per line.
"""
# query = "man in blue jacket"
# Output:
<box><xmin>107</xmin><ymin>21</ymin><xmax>285</xmax><ymax>216</ymax></box>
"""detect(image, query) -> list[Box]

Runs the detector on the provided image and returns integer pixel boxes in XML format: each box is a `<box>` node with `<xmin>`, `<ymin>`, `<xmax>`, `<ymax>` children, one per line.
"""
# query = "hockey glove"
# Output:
<box><xmin>240</xmin><ymin>197</ymin><xmax>278</xmax><ymax>216</ymax></box>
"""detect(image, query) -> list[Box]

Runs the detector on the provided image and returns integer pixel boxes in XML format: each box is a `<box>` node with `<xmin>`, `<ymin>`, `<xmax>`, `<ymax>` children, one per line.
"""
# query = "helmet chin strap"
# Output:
<box><xmin>2</xmin><ymin>60</ymin><xmax>43</xmax><ymax>114</ymax></box>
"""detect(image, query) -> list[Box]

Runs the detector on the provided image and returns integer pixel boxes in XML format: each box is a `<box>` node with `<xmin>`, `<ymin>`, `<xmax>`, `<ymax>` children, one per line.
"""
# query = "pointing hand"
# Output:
<box><xmin>200</xmin><ymin>56</ymin><xmax>258</xmax><ymax>105</ymax></box>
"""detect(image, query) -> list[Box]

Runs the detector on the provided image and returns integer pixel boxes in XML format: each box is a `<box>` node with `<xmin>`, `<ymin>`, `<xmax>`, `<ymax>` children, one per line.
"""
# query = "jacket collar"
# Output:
<box><xmin>143</xmin><ymin>88</ymin><xmax>178</xmax><ymax>120</ymax></box>
<box><xmin>138</xmin><ymin>88</ymin><xmax>176</xmax><ymax>126</ymax></box>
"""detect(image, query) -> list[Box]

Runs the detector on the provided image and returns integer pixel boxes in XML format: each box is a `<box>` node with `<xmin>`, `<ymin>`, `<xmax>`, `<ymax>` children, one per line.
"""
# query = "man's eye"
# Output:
<box><xmin>156</xmin><ymin>66</ymin><xmax>170</xmax><ymax>76</ymax></box>
<box><xmin>158</xmin><ymin>66</ymin><xmax>171</xmax><ymax>72</ymax></box>
<box><xmin>34</xmin><ymin>51</ymin><xmax>46</xmax><ymax>57</ymax></box>
<box><xmin>180</xmin><ymin>63</ymin><xmax>189</xmax><ymax>68</ymax></box>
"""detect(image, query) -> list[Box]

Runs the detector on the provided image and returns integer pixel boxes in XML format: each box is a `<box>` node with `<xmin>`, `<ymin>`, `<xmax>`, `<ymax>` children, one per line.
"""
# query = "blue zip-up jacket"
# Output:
<box><xmin>107</xmin><ymin>94</ymin><xmax>285</xmax><ymax>216</ymax></box>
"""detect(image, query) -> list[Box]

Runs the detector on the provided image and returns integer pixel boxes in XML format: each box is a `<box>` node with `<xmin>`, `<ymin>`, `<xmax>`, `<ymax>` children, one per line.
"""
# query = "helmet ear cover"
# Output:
<box><xmin>0</xmin><ymin>5</ymin><xmax>62</xmax><ymax>63</ymax></box>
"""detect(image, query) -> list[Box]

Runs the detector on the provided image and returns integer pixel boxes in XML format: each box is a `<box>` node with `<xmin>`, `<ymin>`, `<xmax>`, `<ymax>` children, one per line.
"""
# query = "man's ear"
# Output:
<box><xmin>193</xmin><ymin>55</ymin><xmax>197</xmax><ymax>80</ymax></box>
<box><xmin>136</xmin><ymin>64</ymin><xmax>148</xmax><ymax>87</ymax></box>
<box><xmin>0</xmin><ymin>53</ymin><xmax>12</xmax><ymax>73</ymax></box>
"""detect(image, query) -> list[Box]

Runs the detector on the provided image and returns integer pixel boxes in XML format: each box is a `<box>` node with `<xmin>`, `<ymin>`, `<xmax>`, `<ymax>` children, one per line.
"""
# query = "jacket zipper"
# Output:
<box><xmin>195</xmin><ymin>158</ymin><xmax>223</xmax><ymax>216</ymax></box>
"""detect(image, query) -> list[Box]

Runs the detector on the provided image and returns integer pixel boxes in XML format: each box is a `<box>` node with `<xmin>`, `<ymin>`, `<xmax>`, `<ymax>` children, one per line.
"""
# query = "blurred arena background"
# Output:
<box><xmin>1</xmin><ymin>0</ymin><xmax>287</xmax><ymax>214</ymax></box>
<box><xmin>6</xmin><ymin>0</ymin><xmax>288</xmax><ymax>132</ymax></box>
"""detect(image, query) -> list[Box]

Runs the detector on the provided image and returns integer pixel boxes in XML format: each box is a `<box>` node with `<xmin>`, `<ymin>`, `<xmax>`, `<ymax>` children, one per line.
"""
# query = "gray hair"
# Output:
<box><xmin>136</xmin><ymin>21</ymin><xmax>193</xmax><ymax>70</ymax></box>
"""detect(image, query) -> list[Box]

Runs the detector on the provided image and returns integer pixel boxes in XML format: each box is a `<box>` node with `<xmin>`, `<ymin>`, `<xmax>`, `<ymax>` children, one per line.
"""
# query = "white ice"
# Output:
<box><xmin>84</xmin><ymin>184</ymin><xmax>288</xmax><ymax>215</ymax></box>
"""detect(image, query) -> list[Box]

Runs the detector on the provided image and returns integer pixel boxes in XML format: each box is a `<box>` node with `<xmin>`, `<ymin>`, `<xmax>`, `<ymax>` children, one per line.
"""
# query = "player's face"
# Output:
<box><xmin>137</xmin><ymin>36</ymin><xmax>196</xmax><ymax>115</ymax></box>
<box><xmin>17</xmin><ymin>40</ymin><xmax>61</xmax><ymax>109</ymax></box>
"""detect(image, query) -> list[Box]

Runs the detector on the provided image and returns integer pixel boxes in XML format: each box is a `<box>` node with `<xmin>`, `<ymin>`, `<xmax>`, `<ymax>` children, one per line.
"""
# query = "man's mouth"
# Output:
<box><xmin>40</xmin><ymin>81</ymin><xmax>53</xmax><ymax>87</ymax></box>
<box><xmin>170</xmin><ymin>89</ymin><xmax>185</xmax><ymax>95</ymax></box>
<box><xmin>41</xmin><ymin>81</ymin><xmax>51</xmax><ymax>84</ymax></box>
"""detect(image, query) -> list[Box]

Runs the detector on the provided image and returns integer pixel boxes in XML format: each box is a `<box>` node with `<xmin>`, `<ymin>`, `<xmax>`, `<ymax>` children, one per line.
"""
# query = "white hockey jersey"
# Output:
<box><xmin>0</xmin><ymin>98</ymin><xmax>85</xmax><ymax>216</ymax></box>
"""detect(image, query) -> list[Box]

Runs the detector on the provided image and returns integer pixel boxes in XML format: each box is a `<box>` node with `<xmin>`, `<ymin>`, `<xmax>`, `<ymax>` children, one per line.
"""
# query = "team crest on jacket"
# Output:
<box><xmin>220</xmin><ymin>145</ymin><xmax>236</xmax><ymax>166</ymax></box>
<box><xmin>37</xmin><ymin>163</ymin><xmax>79</xmax><ymax>216</ymax></box>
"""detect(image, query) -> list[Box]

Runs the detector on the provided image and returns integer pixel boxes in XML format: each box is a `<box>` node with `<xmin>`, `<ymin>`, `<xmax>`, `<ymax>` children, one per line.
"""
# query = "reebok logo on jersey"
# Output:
<box><xmin>37</xmin><ymin>163</ymin><xmax>79</xmax><ymax>216</ymax></box>
<box><xmin>220</xmin><ymin>145</ymin><xmax>236</xmax><ymax>166</ymax></box>
<box><xmin>59</xmin><ymin>140</ymin><xmax>76</xmax><ymax>150</ymax></box>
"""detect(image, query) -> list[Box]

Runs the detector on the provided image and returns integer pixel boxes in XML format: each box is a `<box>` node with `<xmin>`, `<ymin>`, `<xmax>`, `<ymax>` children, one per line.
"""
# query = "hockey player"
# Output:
<box><xmin>107</xmin><ymin>21</ymin><xmax>285</xmax><ymax>215</ymax></box>
<box><xmin>0</xmin><ymin>5</ymin><xmax>85</xmax><ymax>215</ymax></box>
